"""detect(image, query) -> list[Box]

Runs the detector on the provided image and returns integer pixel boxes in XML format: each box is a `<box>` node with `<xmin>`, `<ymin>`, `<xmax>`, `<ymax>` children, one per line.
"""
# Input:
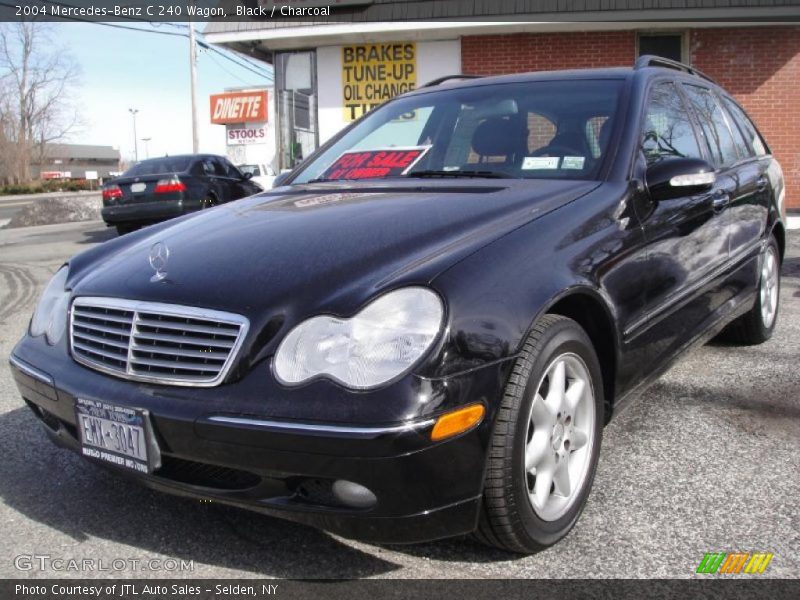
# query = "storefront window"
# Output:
<box><xmin>276</xmin><ymin>51</ymin><xmax>318</xmax><ymax>170</ymax></box>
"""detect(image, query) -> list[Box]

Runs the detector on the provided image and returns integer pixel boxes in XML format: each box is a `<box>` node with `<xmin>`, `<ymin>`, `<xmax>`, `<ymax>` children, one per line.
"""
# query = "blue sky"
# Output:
<box><xmin>52</xmin><ymin>22</ymin><xmax>273</xmax><ymax>161</ymax></box>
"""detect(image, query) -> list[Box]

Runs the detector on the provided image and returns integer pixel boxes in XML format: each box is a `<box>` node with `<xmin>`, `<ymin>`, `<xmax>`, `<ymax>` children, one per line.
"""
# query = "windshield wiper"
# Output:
<box><xmin>403</xmin><ymin>169</ymin><xmax>517</xmax><ymax>179</ymax></box>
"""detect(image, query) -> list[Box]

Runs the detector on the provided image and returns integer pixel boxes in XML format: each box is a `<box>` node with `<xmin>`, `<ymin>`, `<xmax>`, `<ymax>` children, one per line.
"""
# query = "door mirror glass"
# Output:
<box><xmin>646</xmin><ymin>157</ymin><xmax>716</xmax><ymax>200</ymax></box>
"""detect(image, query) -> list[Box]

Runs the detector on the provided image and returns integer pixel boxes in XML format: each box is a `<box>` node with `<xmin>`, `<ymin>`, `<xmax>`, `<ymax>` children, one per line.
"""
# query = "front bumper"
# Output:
<box><xmin>9</xmin><ymin>336</ymin><xmax>511</xmax><ymax>544</ymax></box>
<box><xmin>101</xmin><ymin>200</ymin><xmax>184</xmax><ymax>225</ymax></box>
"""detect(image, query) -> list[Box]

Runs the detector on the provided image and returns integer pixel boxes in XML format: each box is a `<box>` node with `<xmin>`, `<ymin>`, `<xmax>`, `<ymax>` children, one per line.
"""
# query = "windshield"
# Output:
<box><xmin>293</xmin><ymin>79</ymin><xmax>623</xmax><ymax>184</ymax></box>
<box><xmin>124</xmin><ymin>157</ymin><xmax>192</xmax><ymax>177</ymax></box>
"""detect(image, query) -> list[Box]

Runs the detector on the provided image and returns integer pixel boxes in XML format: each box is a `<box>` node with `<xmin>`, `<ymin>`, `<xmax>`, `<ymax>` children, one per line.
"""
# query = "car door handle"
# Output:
<box><xmin>756</xmin><ymin>176</ymin><xmax>769</xmax><ymax>192</ymax></box>
<box><xmin>712</xmin><ymin>192</ymin><xmax>731</xmax><ymax>211</ymax></box>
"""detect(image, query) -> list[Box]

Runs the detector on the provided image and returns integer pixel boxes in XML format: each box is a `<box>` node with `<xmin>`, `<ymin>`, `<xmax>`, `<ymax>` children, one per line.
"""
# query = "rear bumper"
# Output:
<box><xmin>102</xmin><ymin>200</ymin><xmax>184</xmax><ymax>225</ymax></box>
<box><xmin>8</xmin><ymin>337</ymin><xmax>510</xmax><ymax>544</ymax></box>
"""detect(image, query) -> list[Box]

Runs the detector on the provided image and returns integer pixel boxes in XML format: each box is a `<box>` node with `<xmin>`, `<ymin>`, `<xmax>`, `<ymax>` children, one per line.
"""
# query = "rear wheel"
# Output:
<box><xmin>115</xmin><ymin>224</ymin><xmax>136</xmax><ymax>236</ymax></box>
<box><xmin>721</xmin><ymin>236</ymin><xmax>780</xmax><ymax>345</ymax></box>
<box><xmin>200</xmin><ymin>194</ymin><xmax>217</xmax><ymax>209</ymax></box>
<box><xmin>475</xmin><ymin>314</ymin><xmax>603</xmax><ymax>553</ymax></box>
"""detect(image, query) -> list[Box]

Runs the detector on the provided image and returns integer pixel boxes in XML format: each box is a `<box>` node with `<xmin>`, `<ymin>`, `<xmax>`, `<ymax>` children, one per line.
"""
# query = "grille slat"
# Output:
<box><xmin>73</xmin><ymin>341</ymin><xmax>128</xmax><ymax>361</ymax></box>
<box><xmin>134</xmin><ymin>330</ymin><xmax>236</xmax><ymax>349</ymax></box>
<box><xmin>73</xmin><ymin>331</ymin><xmax>131</xmax><ymax>350</ymax></box>
<box><xmin>131</xmin><ymin>344</ymin><xmax>229</xmax><ymax>360</ymax></box>
<box><xmin>130</xmin><ymin>355</ymin><xmax>226</xmax><ymax>369</ymax></box>
<box><xmin>136</xmin><ymin>317</ymin><xmax>240</xmax><ymax>337</ymax></box>
<box><xmin>73</xmin><ymin>321</ymin><xmax>132</xmax><ymax>337</ymax></box>
<box><xmin>72</xmin><ymin>310</ymin><xmax>134</xmax><ymax>325</ymax></box>
<box><xmin>70</xmin><ymin>298</ymin><xmax>248</xmax><ymax>387</ymax></box>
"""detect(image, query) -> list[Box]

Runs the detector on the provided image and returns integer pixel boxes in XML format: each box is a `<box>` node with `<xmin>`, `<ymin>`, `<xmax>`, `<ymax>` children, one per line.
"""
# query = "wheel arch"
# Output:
<box><xmin>538</xmin><ymin>288</ymin><xmax>619</xmax><ymax>422</ymax></box>
<box><xmin>771</xmin><ymin>220</ymin><xmax>786</xmax><ymax>263</ymax></box>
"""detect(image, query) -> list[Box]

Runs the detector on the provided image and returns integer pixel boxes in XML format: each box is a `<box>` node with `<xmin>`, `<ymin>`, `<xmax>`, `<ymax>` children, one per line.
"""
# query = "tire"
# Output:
<box><xmin>721</xmin><ymin>236</ymin><xmax>781</xmax><ymax>345</ymax></box>
<box><xmin>475</xmin><ymin>314</ymin><xmax>604</xmax><ymax>553</ymax></box>
<box><xmin>115</xmin><ymin>224</ymin><xmax>136</xmax><ymax>236</ymax></box>
<box><xmin>200</xmin><ymin>194</ymin><xmax>217</xmax><ymax>209</ymax></box>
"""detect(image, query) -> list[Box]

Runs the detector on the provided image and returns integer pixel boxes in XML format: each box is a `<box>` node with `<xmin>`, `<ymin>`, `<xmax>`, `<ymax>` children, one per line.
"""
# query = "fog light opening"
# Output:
<box><xmin>431</xmin><ymin>404</ymin><xmax>486</xmax><ymax>442</ymax></box>
<box><xmin>332</xmin><ymin>480</ymin><xmax>377</xmax><ymax>509</ymax></box>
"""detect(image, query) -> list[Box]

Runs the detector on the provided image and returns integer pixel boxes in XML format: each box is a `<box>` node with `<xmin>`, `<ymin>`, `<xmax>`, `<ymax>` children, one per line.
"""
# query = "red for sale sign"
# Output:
<box><xmin>321</xmin><ymin>146</ymin><xmax>429</xmax><ymax>180</ymax></box>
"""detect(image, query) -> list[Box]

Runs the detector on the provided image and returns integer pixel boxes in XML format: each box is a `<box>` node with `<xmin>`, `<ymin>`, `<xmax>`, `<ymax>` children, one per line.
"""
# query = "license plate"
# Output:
<box><xmin>75</xmin><ymin>398</ymin><xmax>160</xmax><ymax>474</ymax></box>
<box><xmin>130</xmin><ymin>182</ymin><xmax>146</xmax><ymax>193</ymax></box>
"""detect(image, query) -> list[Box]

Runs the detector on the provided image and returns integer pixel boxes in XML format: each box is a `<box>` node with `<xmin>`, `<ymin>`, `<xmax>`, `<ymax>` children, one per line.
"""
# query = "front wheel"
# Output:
<box><xmin>475</xmin><ymin>314</ymin><xmax>604</xmax><ymax>553</ymax></box>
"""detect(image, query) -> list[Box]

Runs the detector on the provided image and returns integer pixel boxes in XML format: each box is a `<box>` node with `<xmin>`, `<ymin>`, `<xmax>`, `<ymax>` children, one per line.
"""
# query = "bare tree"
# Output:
<box><xmin>0</xmin><ymin>22</ymin><xmax>80</xmax><ymax>184</ymax></box>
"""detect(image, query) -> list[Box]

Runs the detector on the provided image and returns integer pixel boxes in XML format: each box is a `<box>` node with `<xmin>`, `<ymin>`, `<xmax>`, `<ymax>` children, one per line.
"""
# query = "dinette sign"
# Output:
<box><xmin>210</xmin><ymin>91</ymin><xmax>268</xmax><ymax>124</ymax></box>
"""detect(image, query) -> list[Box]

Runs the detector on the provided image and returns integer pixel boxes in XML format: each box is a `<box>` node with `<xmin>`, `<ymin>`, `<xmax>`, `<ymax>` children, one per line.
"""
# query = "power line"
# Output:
<box><xmin>0</xmin><ymin>4</ymin><xmax>275</xmax><ymax>82</ymax></box>
<box><xmin>214</xmin><ymin>45</ymin><xmax>275</xmax><ymax>80</ymax></box>
<box><xmin>202</xmin><ymin>50</ymin><xmax>259</xmax><ymax>87</ymax></box>
<box><xmin>199</xmin><ymin>41</ymin><xmax>273</xmax><ymax>81</ymax></box>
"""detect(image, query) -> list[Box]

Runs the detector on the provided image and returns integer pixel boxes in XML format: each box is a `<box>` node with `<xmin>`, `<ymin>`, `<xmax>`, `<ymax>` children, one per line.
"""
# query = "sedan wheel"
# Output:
<box><xmin>475</xmin><ymin>314</ymin><xmax>603</xmax><ymax>553</ymax></box>
<box><xmin>525</xmin><ymin>353</ymin><xmax>595</xmax><ymax>522</ymax></box>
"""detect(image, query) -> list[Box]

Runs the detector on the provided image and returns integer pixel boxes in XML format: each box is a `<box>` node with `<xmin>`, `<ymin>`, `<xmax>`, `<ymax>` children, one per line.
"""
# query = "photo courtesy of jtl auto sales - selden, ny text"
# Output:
<box><xmin>0</xmin><ymin>1</ymin><xmax>798</xmax><ymax>599</ymax></box>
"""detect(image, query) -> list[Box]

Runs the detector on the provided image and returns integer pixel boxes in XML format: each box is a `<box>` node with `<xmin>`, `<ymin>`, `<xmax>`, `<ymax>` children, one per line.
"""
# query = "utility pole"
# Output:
<box><xmin>128</xmin><ymin>108</ymin><xmax>139</xmax><ymax>162</ymax></box>
<box><xmin>141</xmin><ymin>137</ymin><xmax>151</xmax><ymax>159</ymax></box>
<box><xmin>188</xmin><ymin>10</ymin><xmax>199</xmax><ymax>153</ymax></box>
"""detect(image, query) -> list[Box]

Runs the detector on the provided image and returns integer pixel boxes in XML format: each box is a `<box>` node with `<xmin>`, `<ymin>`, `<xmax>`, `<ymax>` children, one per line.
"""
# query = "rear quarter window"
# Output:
<box><xmin>722</xmin><ymin>97</ymin><xmax>768</xmax><ymax>157</ymax></box>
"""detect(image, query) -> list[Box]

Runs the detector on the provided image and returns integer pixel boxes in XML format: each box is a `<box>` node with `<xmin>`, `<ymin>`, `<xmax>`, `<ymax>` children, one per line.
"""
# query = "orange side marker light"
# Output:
<box><xmin>431</xmin><ymin>404</ymin><xmax>486</xmax><ymax>441</ymax></box>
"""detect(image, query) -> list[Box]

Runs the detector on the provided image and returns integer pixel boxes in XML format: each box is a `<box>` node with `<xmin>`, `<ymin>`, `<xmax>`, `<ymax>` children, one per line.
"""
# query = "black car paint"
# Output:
<box><xmin>11</xmin><ymin>66</ymin><xmax>786</xmax><ymax>543</ymax></box>
<box><xmin>101</xmin><ymin>154</ymin><xmax>262</xmax><ymax>228</ymax></box>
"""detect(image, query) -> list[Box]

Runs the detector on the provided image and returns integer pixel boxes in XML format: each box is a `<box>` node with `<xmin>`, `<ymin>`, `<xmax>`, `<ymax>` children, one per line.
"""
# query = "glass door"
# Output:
<box><xmin>275</xmin><ymin>51</ymin><xmax>318</xmax><ymax>171</ymax></box>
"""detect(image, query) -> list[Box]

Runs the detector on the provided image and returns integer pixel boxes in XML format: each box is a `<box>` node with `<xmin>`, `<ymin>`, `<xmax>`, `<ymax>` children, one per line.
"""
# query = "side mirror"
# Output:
<box><xmin>272</xmin><ymin>171</ymin><xmax>292</xmax><ymax>188</ymax></box>
<box><xmin>241</xmin><ymin>171</ymin><xmax>253</xmax><ymax>181</ymax></box>
<box><xmin>645</xmin><ymin>157</ymin><xmax>716</xmax><ymax>201</ymax></box>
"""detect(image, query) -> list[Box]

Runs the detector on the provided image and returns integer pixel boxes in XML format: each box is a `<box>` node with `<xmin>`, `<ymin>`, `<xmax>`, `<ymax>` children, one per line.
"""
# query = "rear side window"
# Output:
<box><xmin>222</xmin><ymin>160</ymin><xmax>243</xmax><ymax>179</ymax></box>
<box><xmin>683</xmin><ymin>84</ymin><xmax>740</xmax><ymax>168</ymax></box>
<box><xmin>124</xmin><ymin>157</ymin><xmax>192</xmax><ymax>177</ymax></box>
<box><xmin>642</xmin><ymin>81</ymin><xmax>703</xmax><ymax>165</ymax></box>
<box><xmin>722</xmin><ymin>97</ymin><xmax>768</xmax><ymax>157</ymax></box>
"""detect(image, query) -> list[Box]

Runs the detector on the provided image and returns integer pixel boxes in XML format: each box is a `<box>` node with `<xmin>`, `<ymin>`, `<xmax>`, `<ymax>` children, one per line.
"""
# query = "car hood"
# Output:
<box><xmin>69</xmin><ymin>179</ymin><xmax>598</xmax><ymax>321</ymax></box>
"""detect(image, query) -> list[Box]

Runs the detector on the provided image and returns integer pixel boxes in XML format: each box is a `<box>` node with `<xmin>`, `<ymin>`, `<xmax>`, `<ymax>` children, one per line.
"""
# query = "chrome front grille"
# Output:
<box><xmin>70</xmin><ymin>297</ymin><xmax>249</xmax><ymax>387</ymax></box>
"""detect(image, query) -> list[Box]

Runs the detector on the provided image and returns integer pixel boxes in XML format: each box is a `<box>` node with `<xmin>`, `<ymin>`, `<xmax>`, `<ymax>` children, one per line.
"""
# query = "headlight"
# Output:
<box><xmin>274</xmin><ymin>287</ymin><xmax>444</xmax><ymax>389</ymax></box>
<box><xmin>30</xmin><ymin>266</ymin><xmax>70</xmax><ymax>345</ymax></box>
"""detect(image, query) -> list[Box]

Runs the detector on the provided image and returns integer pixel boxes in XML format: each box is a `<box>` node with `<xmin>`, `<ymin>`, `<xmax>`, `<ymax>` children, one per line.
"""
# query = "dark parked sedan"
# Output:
<box><xmin>11</xmin><ymin>56</ymin><xmax>785</xmax><ymax>553</ymax></box>
<box><xmin>101</xmin><ymin>154</ymin><xmax>262</xmax><ymax>235</ymax></box>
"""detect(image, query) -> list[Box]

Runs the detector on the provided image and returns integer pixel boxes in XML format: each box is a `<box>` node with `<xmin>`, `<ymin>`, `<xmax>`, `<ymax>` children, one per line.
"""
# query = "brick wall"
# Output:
<box><xmin>461</xmin><ymin>28</ymin><xmax>800</xmax><ymax>209</ymax></box>
<box><xmin>461</xmin><ymin>31</ymin><xmax>635</xmax><ymax>75</ymax></box>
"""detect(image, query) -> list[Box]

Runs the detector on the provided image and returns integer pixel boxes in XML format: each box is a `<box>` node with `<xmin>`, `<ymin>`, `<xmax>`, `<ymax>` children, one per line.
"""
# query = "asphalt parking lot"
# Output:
<box><xmin>0</xmin><ymin>220</ymin><xmax>798</xmax><ymax>579</ymax></box>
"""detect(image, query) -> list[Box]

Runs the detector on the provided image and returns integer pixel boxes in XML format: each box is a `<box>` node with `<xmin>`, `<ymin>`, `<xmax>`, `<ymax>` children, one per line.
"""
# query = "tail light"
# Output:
<box><xmin>102</xmin><ymin>185</ymin><xmax>122</xmax><ymax>202</ymax></box>
<box><xmin>154</xmin><ymin>177</ymin><xmax>186</xmax><ymax>194</ymax></box>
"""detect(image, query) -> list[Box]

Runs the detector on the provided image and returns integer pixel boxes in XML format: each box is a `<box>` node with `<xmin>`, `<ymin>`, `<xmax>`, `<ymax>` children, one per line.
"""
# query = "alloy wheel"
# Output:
<box><xmin>524</xmin><ymin>353</ymin><xmax>596</xmax><ymax>522</ymax></box>
<box><xmin>760</xmin><ymin>245</ymin><xmax>779</xmax><ymax>328</ymax></box>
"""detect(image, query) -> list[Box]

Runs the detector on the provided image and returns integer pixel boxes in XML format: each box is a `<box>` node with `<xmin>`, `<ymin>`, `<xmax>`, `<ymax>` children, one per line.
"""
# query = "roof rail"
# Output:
<box><xmin>421</xmin><ymin>74</ymin><xmax>484</xmax><ymax>88</ymax></box>
<box><xmin>634</xmin><ymin>54</ymin><xmax>717</xmax><ymax>85</ymax></box>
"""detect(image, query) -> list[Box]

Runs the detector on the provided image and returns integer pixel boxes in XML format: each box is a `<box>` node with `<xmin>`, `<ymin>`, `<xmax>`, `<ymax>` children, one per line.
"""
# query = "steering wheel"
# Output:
<box><xmin>529</xmin><ymin>145</ymin><xmax>584</xmax><ymax>158</ymax></box>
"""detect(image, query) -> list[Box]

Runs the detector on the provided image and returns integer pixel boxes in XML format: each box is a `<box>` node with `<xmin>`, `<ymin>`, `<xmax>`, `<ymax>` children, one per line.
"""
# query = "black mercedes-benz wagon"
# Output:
<box><xmin>10</xmin><ymin>56</ymin><xmax>785</xmax><ymax>553</ymax></box>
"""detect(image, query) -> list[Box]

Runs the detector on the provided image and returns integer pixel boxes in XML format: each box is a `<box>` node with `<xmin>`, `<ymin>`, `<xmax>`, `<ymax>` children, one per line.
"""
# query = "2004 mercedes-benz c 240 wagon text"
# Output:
<box><xmin>10</xmin><ymin>56</ymin><xmax>785</xmax><ymax>553</ymax></box>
